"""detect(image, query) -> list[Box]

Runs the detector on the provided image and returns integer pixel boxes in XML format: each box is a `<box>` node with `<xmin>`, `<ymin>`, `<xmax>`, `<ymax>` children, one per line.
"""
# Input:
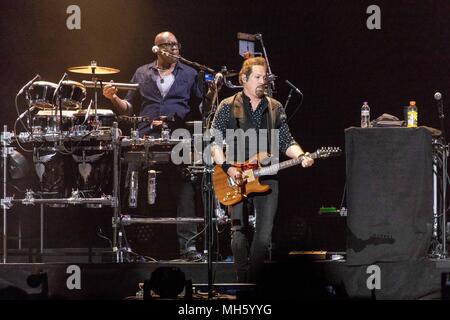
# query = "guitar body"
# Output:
<box><xmin>212</xmin><ymin>147</ymin><xmax>341</xmax><ymax>206</ymax></box>
<box><xmin>212</xmin><ymin>152</ymin><xmax>271</xmax><ymax>206</ymax></box>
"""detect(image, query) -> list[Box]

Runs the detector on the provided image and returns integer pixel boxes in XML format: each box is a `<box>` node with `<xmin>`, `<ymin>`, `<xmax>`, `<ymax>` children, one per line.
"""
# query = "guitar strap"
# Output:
<box><xmin>231</xmin><ymin>92</ymin><xmax>278</xmax><ymax>152</ymax></box>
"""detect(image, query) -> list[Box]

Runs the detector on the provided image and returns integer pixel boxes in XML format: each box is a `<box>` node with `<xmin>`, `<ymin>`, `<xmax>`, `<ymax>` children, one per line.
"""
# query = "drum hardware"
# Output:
<box><xmin>82</xmin><ymin>80</ymin><xmax>139</xmax><ymax>91</ymax></box>
<box><xmin>118</xmin><ymin>215</ymin><xmax>230</xmax><ymax>226</ymax></box>
<box><xmin>10</xmin><ymin>189</ymin><xmax>115</xmax><ymax>206</ymax></box>
<box><xmin>68</xmin><ymin>61</ymin><xmax>120</xmax><ymax>134</ymax></box>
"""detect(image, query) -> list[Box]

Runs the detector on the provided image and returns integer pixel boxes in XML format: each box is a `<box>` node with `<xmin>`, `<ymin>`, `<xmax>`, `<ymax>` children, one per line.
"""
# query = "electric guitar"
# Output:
<box><xmin>212</xmin><ymin>147</ymin><xmax>342</xmax><ymax>206</ymax></box>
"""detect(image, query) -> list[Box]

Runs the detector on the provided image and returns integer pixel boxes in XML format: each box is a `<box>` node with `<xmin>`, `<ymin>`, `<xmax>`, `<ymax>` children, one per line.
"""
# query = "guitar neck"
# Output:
<box><xmin>254</xmin><ymin>157</ymin><xmax>303</xmax><ymax>177</ymax></box>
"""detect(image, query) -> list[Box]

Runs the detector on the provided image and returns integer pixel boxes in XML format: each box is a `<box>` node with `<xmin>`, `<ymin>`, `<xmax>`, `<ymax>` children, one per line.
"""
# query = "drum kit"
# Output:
<box><xmin>1</xmin><ymin>61</ymin><xmax>217</xmax><ymax>263</ymax></box>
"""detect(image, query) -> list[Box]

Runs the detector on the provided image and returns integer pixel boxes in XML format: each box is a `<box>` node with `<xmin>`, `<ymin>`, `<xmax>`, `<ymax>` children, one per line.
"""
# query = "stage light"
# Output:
<box><xmin>144</xmin><ymin>267</ymin><xmax>187</xmax><ymax>299</ymax></box>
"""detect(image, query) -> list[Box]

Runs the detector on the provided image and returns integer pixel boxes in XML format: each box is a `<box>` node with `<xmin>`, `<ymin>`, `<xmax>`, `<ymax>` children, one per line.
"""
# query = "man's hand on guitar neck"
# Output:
<box><xmin>300</xmin><ymin>152</ymin><xmax>314</xmax><ymax>168</ymax></box>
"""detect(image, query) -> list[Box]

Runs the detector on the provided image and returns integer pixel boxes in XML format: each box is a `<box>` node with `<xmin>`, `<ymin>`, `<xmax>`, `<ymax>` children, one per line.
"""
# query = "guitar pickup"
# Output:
<box><xmin>227</xmin><ymin>176</ymin><xmax>237</xmax><ymax>187</ymax></box>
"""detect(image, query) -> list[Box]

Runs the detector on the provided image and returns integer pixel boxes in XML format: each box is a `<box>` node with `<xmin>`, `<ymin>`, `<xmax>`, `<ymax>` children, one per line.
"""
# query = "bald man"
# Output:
<box><xmin>104</xmin><ymin>31</ymin><xmax>212</xmax><ymax>261</ymax></box>
<box><xmin>103</xmin><ymin>31</ymin><xmax>205</xmax><ymax>134</ymax></box>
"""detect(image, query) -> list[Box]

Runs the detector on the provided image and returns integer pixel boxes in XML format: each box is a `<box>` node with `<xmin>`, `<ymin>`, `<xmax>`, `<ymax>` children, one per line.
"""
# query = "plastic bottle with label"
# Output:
<box><xmin>407</xmin><ymin>101</ymin><xmax>418</xmax><ymax>128</ymax></box>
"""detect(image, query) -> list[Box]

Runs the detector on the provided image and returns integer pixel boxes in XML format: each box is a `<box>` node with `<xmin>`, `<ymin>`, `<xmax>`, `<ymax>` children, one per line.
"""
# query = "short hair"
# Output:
<box><xmin>238</xmin><ymin>57</ymin><xmax>267</xmax><ymax>85</ymax></box>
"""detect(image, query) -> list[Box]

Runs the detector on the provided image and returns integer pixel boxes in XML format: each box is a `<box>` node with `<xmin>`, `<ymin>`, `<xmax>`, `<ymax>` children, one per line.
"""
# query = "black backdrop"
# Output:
<box><xmin>1</xmin><ymin>0</ymin><xmax>449</xmax><ymax>257</ymax></box>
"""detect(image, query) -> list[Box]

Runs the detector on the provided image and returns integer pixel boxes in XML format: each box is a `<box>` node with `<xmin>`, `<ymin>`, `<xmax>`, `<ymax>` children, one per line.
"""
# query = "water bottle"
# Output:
<box><xmin>407</xmin><ymin>100</ymin><xmax>418</xmax><ymax>128</ymax></box>
<box><xmin>361</xmin><ymin>101</ymin><xmax>370</xmax><ymax>128</ymax></box>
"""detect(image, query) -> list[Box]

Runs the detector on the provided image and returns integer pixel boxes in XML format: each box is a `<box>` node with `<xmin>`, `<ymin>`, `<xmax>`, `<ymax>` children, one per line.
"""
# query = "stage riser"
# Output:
<box><xmin>0</xmin><ymin>263</ymin><xmax>237</xmax><ymax>299</ymax></box>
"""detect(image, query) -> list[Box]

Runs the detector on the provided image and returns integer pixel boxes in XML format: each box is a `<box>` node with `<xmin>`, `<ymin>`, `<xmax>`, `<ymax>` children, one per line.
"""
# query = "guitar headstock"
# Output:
<box><xmin>312</xmin><ymin>146</ymin><xmax>342</xmax><ymax>159</ymax></box>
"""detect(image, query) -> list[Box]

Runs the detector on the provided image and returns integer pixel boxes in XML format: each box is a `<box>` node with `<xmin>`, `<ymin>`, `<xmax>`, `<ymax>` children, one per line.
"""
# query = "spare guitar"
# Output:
<box><xmin>212</xmin><ymin>147</ymin><xmax>342</xmax><ymax>206</ymax></box>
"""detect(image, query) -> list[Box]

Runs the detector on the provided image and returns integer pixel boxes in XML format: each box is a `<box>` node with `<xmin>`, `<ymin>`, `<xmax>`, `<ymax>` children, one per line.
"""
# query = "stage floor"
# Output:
<box><xmin>1</xmin><ymin>250</ymin><xmax>449</xmax><ymax>300</ymax></box>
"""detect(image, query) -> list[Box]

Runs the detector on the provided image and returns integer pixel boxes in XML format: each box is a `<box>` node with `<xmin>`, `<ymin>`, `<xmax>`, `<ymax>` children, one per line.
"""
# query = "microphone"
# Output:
<box><xmin>285</xmin><ymin>80</ymin><xmax>302</xmax><ymax>95</ymax></box>
<box><xmin>18</xmin><ymin>74</ymin><xmax>41</xmax><ymax>95</ymax></box>
<box><xmin>129</xmin><ymin>171</ymin><xmax>138</xmax><ymax>208</ymax></box>
<box><xmin>82</xmin><ymin>80</ymin><xmax>139</xmax><ymax>91</ymax></box>
<box><xmin>147</xmin><ymin>170</ymin><xmax>156</xmax><ymax>205</ymax></box>
<box><xmin>53</xmin><ymin>72</ymin><xmax>68</xmax><ymax>103</ymax></box>
<box><xmin>17</xmin><ymin>105</ymin><xmax>37</xmax><ymax>120</ymax></box>
<box><xmin>435</xmin><ymin>92</ymin><xmax>444</xmax><ymax>118</ymax></box>
<box><xmin>152</xmin><ymin>45</ymin><xmax>160</xmax><ymax>53</ymax></box>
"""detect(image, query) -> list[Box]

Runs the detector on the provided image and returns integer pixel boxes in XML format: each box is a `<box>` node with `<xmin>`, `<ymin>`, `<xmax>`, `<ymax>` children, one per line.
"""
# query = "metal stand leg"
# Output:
<box><xmin>18</xmin><ymin>217</ymin><xmax>22</xmax><ymax>250</ymax></box>
<box><xmin>2</xmin><ymin>126</ymin><xmax>7</xmax><ymax>263</ymax></box>
<box><xmin>442</xmin><ymin>146</ymin><xmax>448</xmax><ymax>258</ymax></box>
<box><xmin>1</xmin><ymin>125</ymin><xmax>12</xmax><ymax>264</ymax></box>
<box><xmin>40</xmin><ymin>204</ymin><xmax>44</xmax><ymax>256</ymax></box>
<box><xmin>111</xmin><ymin>122</ymin><xmax>122</xmax><ymax>262</ymax></box>
<box><xmin>433</xmin><ymin>155</ymin><xmax>439</xmax><ymax>240</ymax></box>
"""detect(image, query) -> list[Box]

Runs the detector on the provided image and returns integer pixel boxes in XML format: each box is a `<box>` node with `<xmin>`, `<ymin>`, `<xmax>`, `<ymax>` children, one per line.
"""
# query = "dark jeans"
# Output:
<box><xmin>176</xmin><ymin>174</ymin><xmax>199</xmax><ymax>255</ymax></box>
<box><xmin>230</xmin><ymin>178</ymin><xmax>278</xmax><ymax>283</ymax></box>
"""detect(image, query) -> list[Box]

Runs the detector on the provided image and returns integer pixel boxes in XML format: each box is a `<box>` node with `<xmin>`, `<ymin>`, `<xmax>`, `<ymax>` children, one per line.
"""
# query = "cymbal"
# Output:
<box><xmin>68</xmin><ymin>65</ymin><xmax>120</xmax><ymax>75</ymax></box>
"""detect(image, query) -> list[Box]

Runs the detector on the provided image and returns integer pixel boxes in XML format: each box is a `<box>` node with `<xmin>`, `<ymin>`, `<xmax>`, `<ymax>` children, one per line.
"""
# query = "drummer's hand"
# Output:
<box><xmin>103</xmin><ymin>83</ymin><xmax>118</xmax><ymax>100</ymax></box>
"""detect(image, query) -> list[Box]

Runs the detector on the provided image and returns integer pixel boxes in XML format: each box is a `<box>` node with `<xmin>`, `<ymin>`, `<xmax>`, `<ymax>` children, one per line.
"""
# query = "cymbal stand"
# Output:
<box><xmin>88</xmin><ymin>60</ymin><xmax>100</xmax><ymax>130</ymax></box>
<box><xmin>255</xmin><ymin>34</ymin><xmax>276</xmax><ymax>97</ymax></box>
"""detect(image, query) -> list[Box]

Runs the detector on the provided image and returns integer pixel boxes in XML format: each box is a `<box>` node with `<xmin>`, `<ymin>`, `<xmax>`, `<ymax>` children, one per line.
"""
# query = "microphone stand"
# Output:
<box><xmin>53</xmin><ymin>73</ymin><xmax>67</xmax><ymax>138</ymax></box>
<box><xmin>160</xmin><ymin>48</ymin><xmax>218</xmax><ymax>297</ymax></box>
<box><xmin>255</xmin><ymin>34</ymin><xmax>276</xmax><ymax>97</ymax></box>
<box><xmin>160</xmin><ymin>49</ymin><xmax>215</xmax><ymax>74</ymax></box>
<box><xmin>198</xmin><ymin>69</ymin><xmax>215</xmax><ymax>300</ymax></box>
<box><xmin>283</xmin><ymin>88</ymin><xmax>294</xmax><ymax>115</ymax></box>
<box><xmin>438</xmin><ymin>100</ymin><xmax>447</xmax><ymax>143</ymax></box>
<box><xmin>437</xmin><ymin>97</ymin><xmax>448</xmax><ymax>258</ymax></box>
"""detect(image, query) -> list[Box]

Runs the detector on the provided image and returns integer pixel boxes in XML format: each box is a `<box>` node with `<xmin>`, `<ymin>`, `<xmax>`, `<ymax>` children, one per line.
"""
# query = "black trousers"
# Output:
<box><xmin>230</xmin><ymin>178</ymin><xmax>278</xmax><ymax>283</ymax></box>
<box><xmin>176</xmin><ymin>173</ymin><xmax>200</xmax><ymax>254</ymax></box>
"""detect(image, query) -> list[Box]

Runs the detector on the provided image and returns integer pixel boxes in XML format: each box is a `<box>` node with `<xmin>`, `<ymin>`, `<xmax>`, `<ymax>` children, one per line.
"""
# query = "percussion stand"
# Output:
<box><xmin>89</xmin><ymin>61</ymin><xmax>100</xmax><ymax>130</ymax></box>
<box><xmin>111</xmin><ymin>121</ymin><xmax>124</xmax><ymax>262</ymax></box>
<box><xmin>1</xmin><ymin>126</ymin><xmax>13</xmax><ymax>263</ymax></box>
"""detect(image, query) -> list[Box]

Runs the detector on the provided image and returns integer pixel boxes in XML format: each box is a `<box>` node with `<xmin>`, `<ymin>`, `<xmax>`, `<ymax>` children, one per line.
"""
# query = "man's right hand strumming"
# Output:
<box><xmin>227</xmin><ymin>166</ymin><xmax>243</xmax><ymax>185</ymax></box>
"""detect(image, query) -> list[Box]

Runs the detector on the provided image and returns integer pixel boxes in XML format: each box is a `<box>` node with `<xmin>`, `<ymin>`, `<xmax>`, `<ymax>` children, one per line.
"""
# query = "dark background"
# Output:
<box><xmin>1</xmin><ymin>0</ymin><xmax>449</xmax><ymax>259</ymax></box>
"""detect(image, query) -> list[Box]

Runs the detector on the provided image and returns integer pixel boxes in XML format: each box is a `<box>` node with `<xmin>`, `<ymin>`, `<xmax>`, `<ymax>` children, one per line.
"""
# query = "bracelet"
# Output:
<box><xmin>221</xmin><ymin>163</ymin><xmax>232</xmax><ymax>173</ymax></box>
